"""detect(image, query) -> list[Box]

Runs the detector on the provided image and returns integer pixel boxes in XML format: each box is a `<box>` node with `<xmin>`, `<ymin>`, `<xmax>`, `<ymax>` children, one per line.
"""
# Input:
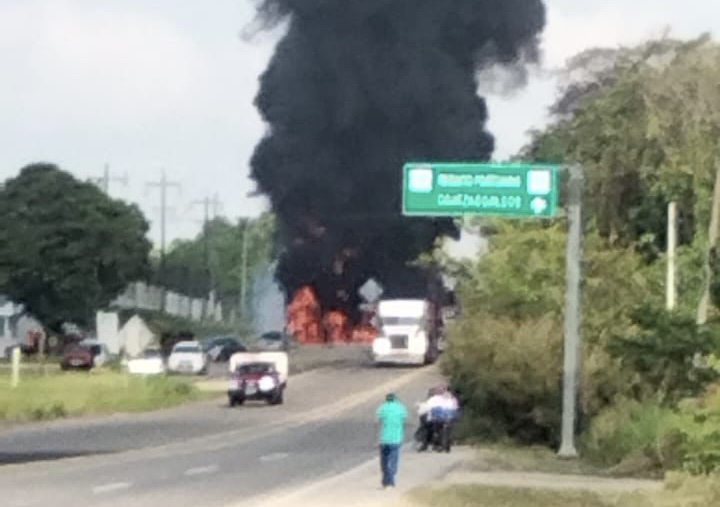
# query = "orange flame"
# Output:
<box><xmin>287</xmin><ymin>286</ymin><xmax>322</xmax><ymax>343</ymax></box>
<box><xmin>287</xmin><ymin>285</ymin><xmax>378</xmax><ymax>344</ymax></box>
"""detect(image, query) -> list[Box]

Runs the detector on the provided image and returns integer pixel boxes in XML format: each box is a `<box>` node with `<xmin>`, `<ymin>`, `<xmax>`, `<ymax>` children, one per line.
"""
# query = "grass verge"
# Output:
<box><xmin>407</xmin><ymin>444</ymin><xmax>720</xmax><ymax>507</ymax></box>
<box><xmin>408</xmin><ymin>484</ymin><xmax>615</xmax><ymax>507</ymax></box>
<box><xmin>408</xmin><ymin>479</ymin><xmax>720</xmax><ymax>507</ymax></box>
<box><xmin>470</xmin><ymin>443</ymin><xmax>608</xmax><ymax>476</ymax></box>
<box><xmin>0</xmin><ymin>371</ymin><xmax>201</xmax><ymax>422</ymax></box>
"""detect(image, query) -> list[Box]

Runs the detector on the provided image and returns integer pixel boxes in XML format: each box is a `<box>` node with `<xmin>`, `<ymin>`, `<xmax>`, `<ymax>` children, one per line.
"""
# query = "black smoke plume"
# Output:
<box><xmin>249</xmin><ymin>0</ymin><xmax>546</xmax><ymax>318</ymax></box>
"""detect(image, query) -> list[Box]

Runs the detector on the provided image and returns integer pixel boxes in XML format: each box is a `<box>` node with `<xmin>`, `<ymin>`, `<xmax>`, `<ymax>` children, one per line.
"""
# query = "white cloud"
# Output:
<box><xmin>1</xmin><ymin>0</ymin><xmax>717</xmax><ymax>242</ymax></box>
<box><xmin>541</xmin><ymin>0</ymin><xmax>716</xmax><ymax>68</ymax></box>
<box><xmin>0</xmin><ymin>0</ymin><xmax>206</xmax><ymax>126</ymax></box>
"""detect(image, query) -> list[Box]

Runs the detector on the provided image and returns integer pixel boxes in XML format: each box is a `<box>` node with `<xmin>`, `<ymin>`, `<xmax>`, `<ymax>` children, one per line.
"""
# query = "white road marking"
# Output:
<box><xmin>260</xmin><ymin>452</ymin><xmax>289</xmax><ymax>462</ymax></box>
<box><xmin>92</xmin><ymin>482</ymin><xmax>132</xmax><ymax>494</ymax></box>
<box><xmin>184</xmin><ymin>464</ymin><xmax>220</xmax><ymax>476</ymax></box>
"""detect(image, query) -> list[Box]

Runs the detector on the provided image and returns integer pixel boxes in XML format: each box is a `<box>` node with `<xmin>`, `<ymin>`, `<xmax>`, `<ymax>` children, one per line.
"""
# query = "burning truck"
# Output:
<box><xmin>284</xmin><ymin>265</ymin><xmax>455</xmax><ymax>364</ymax></box>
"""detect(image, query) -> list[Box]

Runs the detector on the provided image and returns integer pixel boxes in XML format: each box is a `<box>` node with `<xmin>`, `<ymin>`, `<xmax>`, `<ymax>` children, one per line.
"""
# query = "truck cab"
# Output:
<box><xmin>371</xmin><ymin>299</ymin><xmax>439</xmax><ymax>366</ymax></box>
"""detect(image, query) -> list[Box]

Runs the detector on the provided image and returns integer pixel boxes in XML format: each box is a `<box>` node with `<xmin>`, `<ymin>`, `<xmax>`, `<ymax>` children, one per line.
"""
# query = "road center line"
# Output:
<box><xmin>260</xmin><ymin>452</ymin><xmax>289</xmax><ymax>462</ymax></box>
<box><xmin>92</xmin><ymin>482</ymin><xmax>132</xmax><ymax>494</ymax></box>
<box><xmin>184</xmin><ymin>464</ymin><xmax>220</xmax><ymax>476</ymax></box>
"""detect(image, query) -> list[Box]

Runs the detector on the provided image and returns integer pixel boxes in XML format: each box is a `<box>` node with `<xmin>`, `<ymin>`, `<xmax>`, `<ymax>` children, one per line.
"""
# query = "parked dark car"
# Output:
<box><xmin>60</xmin><ymin>341</ymin><xmax>108</xmax><ymax>370</ymax></box>
<box><xmin>256</xmin><ymin>331</ymin><xmax>294</xmax><ymax>351</ymax></box>
<box><xmin>228</xmin><ymin>362</ymin><xmax>284</xmax><ymax>406</ymax></box>
<box><xmin>203</xmin><ymin>336</ymin><xmax>247</xmax><ymax>362</ymax></box>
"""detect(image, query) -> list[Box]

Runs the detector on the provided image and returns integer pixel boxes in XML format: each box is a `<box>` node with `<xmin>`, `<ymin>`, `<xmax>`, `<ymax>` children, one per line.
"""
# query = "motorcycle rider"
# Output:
<box><xmin>416</xmin><ymin>386</ymin><xmax>448</xmax><ymax>451</ymax></box>
<box><xmin>426</xmin><ymin>386</ymin><xmax>459</xmax><ymax>452</ymax></box>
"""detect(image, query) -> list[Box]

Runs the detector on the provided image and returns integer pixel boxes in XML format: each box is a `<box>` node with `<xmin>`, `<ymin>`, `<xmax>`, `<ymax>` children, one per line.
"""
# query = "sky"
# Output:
<box><xmin>0</xmin><ymin>0</ymin><xmax>717</xmax><ymax>247</ymax></box>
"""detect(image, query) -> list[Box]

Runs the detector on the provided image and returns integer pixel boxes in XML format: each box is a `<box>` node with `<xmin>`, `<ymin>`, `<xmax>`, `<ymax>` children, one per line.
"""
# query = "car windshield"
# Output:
<box><xmin>259</xmin><ymin>332</ymin><xmax>283</xmax><ymax>341</ymax></box>
<box><xmin>206</xmin><ymin>336</ymin><xmax>238</xmax><ymax>347</ymax></box>
<box><xmin>144</xmin><ymin>350</ymin><xmax>161</xmax><ymax>358</ymax></box>
<box><xmin>173</xmin><ymin>346</ymin><xmax>200</xmax><ymax>353</ymax></box>
<box><xmin>380</xmin><ymin>316</ymin><xmax>421</xmax><ymax>326</ymax></box>
<box><xmin>237</xmin><ymin>363</ymin><xmax>274</xmax><ymax>375</ymax></box>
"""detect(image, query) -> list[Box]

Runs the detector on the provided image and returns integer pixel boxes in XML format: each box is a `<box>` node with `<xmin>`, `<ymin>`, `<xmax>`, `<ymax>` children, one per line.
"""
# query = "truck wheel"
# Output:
<box><xmin>269</xmin><ymin>389</ymin><xmax>284</xmax><ymax>405</ymax></box>
<box><xmin>229</xmin><ymin>396</ymin><xmax>244</xmax><ymax>407</ymax></box>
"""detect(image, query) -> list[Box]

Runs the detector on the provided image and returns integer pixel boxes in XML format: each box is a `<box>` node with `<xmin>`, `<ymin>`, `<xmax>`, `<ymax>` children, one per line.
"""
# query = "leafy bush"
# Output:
<box><xmin>679</xmin><ymin>385</ymin><xmax>720</xmax><ymax>475</ymax></box>
<box><xmin>582</xmin><ymin>399</ymin><xmax>684</xmax><ymax>474</ymax></box>
<box><xmin>607</xmin><ymin>306</ymin><xmax>720</xmax><ymax>404</ymax></box>
<box><xmin>442</xmin><ymin>224</ymin><xmax>657</xmax><ymax>445</ymax></box>
<box><xmin>583</xmin><ymin>386</ymin><xmax>720</xmax><ymax>477</ymax></box>
<box><xmin>443</xmin><ymin>316</ymin><xmax>564</xmax><ymax>445</ymax></box>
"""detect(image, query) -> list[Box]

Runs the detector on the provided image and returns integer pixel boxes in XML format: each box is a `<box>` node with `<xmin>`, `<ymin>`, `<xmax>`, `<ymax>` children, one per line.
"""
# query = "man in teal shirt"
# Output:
<box><xmin>376</xmin><ymin>393</ymin><xmax>408</xmax><ymax>488</ymax></box>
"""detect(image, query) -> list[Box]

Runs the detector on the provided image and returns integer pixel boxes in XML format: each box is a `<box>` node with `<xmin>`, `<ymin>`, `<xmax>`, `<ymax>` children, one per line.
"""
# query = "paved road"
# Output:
<box><xmin>0</xmin><ymin>344</ymin><xmax>373</xmax><ymax>463</ymax></box>
<box><xmin>204</xmin><ymin>343</ymin><xmax>371</xmax><ymax>378</ymax></box>
<box><xmin>0</xmin><ymin>354</ymin><xmax>441</xmax><ymax>507</ymax></box>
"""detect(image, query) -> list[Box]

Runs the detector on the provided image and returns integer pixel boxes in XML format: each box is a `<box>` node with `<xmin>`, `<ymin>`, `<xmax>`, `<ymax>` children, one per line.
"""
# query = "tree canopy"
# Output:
<box><xmin>0</xmin><ymin>163</ymin><xmax>152</xmax><ymax>330</ymax></box>
<box><xmin>442</xmin><ymin>34</ymin><xmax>720</xmax><ymax>445</ymax></box>
<box><xmin>156</xmin><ymin>212</ymin><xmax>276</xmax><ymax>315</ymax></box>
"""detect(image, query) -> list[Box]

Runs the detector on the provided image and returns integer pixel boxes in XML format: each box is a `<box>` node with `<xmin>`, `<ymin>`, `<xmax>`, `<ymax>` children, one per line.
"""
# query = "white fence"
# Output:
<box><xmin>110</xmin><ymin>282</ymin><xmax>223</xmax><ymax>322</ymax></box>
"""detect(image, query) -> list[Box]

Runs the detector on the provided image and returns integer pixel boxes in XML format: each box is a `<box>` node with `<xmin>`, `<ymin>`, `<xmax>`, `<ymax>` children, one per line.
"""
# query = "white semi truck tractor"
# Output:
<box><xmin>371</xmin><ymin>299</ymin><xmax>442</xmax><ymax>366</ymax></box>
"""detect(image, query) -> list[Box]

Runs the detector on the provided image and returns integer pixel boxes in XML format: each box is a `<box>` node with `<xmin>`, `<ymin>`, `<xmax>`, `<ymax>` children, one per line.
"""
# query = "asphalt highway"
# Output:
<box><xmin>0</xmin><ymin>345</ymin><xmax>373</xmax><ymax>463</ymax></box>
<box><xmin>0</xmin><ymin>355</ymin><xmax>442</xmax><ymax>507</ymax></box>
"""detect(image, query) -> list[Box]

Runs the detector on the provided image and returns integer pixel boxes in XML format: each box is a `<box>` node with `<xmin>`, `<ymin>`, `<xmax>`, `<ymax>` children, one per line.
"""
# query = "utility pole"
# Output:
<box><xmin>189</xmin><ymin>194</ymin><xmax>223</xmax><ymax>319</ymax></box>
<box><xmin>239</xmin><ymin>219</ymin><xmax>249</xmax><ymax>319</ymax></box>
<box><xmin>89</xmin><ymin>163</ymin><xmax>128</xmax><ymax>194</ymax></box>
<box><xmin>697</xmin><ymin>165</ymin><xmax>720</xmax><ymax>325</ymax></box>
<box><xmin>558</xmin><ymin>164</ymin><xmax>584</xmax><ymax>459</ymax></box>
<box><xmin>146</xmin><ymin>170</ymin><xmax>181</xmax><ymax>311</ymax></box>
<box><xmin>667</xmin><ymin>201</ymin><xmax>678</xmax><ymax>311</ymax></box>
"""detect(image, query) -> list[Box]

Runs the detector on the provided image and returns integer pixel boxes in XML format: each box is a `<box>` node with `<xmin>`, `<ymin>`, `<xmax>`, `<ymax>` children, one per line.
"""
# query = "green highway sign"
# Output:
<box><xmin>402</xmin><ymin>162</ymin><xmax>560</xmax><ymax>218</ymax></box>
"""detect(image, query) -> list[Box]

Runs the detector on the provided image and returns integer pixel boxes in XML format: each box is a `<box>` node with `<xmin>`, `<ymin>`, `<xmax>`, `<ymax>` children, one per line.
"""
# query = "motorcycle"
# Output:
<box><xmin>413</xmin><ymin>417</ymin><xmax>453</xmax><ymax>453</ymax></box>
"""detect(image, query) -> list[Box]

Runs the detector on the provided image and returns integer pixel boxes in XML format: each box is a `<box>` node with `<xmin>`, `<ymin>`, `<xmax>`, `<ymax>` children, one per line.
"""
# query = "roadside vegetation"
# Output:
<box><xmin>154</xmin><ymin>212</ymin><xmax>276</xmax><ymax>318</ymax></box>
<box><xmin>410</xmin><ymin>485</ymin><xmax>615</xmax><ymax>507</ymax></box>
<box><xmin>439</xmin><ymin>34</ymin><xmax>720</xmax><ymax>502</ymax></box>
<box><xmin>0</xmin><ymin>371</ymin><xmax>200</xmax><ymax>423</ymax></box>
<box><xmin>409</xmin><ymin>480</ymin><xmax>720</xmax><ymax>507</ymax></box>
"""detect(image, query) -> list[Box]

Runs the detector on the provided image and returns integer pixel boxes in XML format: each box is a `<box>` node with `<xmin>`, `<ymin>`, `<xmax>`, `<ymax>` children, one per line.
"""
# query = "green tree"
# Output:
<box><xmin>157</xmin><ymin>212</ymin><xmax>276</xmax><ymax>314</ymax></box>
<box><xmin>442</xmin><ymin>223</ymin><xmax>661</xmax><ymax>443</ymax></box>
<box><xmin>522</xmin><ymin>37</ymin><xmax>704</xmax><ymax>254</ymax></box>
<box><xmin>441</xmin><ymin>35</ymin><xmax>720</xmax><ymax>446</ymax></box>
<box><xmin>0</xmin><ymin>163</ymin><xmax>151</xmax><ymax>330</ymax></box>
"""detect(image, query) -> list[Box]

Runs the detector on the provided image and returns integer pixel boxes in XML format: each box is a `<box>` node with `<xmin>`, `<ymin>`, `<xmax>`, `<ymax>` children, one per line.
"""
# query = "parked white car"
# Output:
<box><xmin>167</xmin><ymin>341</ymin><xmax>208</xmax><ymax>375</ymax></box>
<box><xmin>127</xmin><ymin>349</ymin><xmax>166</xmax><ymax>375</ymax></box>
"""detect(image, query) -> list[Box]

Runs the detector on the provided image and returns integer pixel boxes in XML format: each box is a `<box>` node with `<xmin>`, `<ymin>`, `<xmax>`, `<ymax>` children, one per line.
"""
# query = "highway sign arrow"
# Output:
<box><xmin>530</xmin><ymin>197</ymin><xmax>548</xmax><ymax>215</ymax></box>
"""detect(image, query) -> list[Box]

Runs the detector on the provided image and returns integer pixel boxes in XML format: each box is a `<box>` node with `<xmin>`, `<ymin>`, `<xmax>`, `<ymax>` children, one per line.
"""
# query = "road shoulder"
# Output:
<box><xmin>241</xmin><ymin>445</ymin><xmax>667</xmax><ymax>507</ymax></box>
<box><xmin>240</xmin><ymin>446</ymin><xmax>474</xmax><ymax>507</ymax></box>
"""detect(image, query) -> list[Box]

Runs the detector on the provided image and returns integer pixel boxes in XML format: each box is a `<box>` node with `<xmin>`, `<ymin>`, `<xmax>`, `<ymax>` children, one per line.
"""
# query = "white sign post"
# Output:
<box><xmin>11</xmin><ymin>346</ymin><xmax>21</xmax><ymax>388</ymax></box>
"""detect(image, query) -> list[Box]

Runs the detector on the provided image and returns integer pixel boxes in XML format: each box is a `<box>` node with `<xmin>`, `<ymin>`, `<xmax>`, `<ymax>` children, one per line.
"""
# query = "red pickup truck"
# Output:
<box><xmin>228</xmin><ymin>362</ymin><xmax>284</xmax><ymax>407</ymax></box>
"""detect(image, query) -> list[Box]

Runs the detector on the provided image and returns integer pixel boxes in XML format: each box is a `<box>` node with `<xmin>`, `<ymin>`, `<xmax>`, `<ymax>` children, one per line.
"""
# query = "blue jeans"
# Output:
<box><xmin>379</xmin><ymin>443</ymin><xmax>401</xmax><ymax>486</ymax></box>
